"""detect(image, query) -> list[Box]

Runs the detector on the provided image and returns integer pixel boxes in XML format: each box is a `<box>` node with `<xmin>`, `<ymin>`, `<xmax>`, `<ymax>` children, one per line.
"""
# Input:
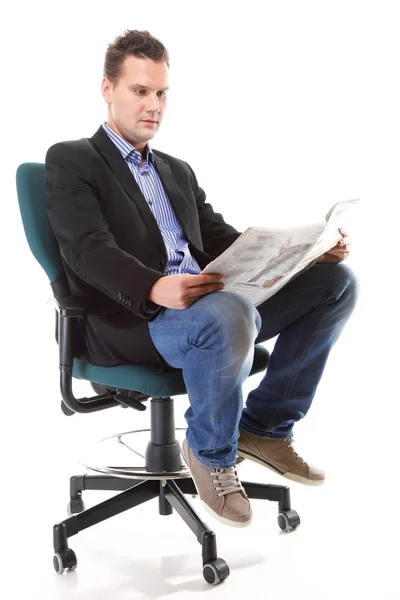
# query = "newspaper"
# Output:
<box><xmin>202</xmin><ymin>199</ymin><xmax>360</xmax><ymax>307</ymax></box>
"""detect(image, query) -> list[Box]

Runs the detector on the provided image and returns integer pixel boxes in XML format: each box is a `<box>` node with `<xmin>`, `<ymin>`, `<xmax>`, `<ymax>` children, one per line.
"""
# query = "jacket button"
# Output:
<box><xmin>127</xmin><ymin>299</ymin><xmax>132</xmax><ymax>307</ymax></box>
<box><xmin>158</xmin><ymin>260</ymin><xmax>165</xmax><ymax>270</ymax></box>
<box><xmin>118</xmin><ymin>292</ymin><xmax>122</xmax><ymax>300</ymax></box>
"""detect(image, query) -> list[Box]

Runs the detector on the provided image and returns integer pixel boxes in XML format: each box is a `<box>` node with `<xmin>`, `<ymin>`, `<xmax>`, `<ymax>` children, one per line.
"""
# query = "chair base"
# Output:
<box><xmin>53</xmin><ymin>396</ymin><xmax>300</xmax><ymax>584</ymax></box>
<box><xmin>53</xmin><ymin>473</ymin><xmax>300</xmax><ymax>585</ymax></box>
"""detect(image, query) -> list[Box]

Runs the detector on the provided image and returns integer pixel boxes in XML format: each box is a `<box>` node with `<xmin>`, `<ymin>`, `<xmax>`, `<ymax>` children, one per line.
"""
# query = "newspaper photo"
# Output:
<box><xmin>202</xmin><ymin>199</ymin><xmax>360</xmax><ymax>307</ymax></box>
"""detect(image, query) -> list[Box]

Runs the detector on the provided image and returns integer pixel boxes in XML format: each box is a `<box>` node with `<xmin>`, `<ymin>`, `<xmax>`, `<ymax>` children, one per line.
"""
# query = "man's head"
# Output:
<box><xmin>101</xmin><ymin>30</ymin><xmax>170</xmax><ymax>152</ymax></box>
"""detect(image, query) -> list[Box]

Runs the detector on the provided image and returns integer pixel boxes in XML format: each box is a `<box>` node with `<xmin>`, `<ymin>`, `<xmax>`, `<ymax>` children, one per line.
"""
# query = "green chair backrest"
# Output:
<box><xmin>16</xmin><ymin>162</ymin><xmax>64</xmax><ymax>285</ymax></box>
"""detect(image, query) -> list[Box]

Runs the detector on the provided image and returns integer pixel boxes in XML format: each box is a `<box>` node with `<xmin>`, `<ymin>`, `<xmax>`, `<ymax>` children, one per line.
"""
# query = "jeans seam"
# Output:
<box><xmin>149</xmin><ymin>318</ymin><xmax>211</xmax><ymax>330</ymax></box>
<box><xmin>266</xmin><ymin>301</ymin><xmax>333</xmax><ymax>433</ymax></box>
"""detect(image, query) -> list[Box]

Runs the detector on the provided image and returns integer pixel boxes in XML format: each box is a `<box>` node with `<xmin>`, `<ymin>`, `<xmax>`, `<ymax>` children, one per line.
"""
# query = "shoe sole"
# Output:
<box><xmin>181</xmin><ymin>444</ymin><xmax>253</xmax><ymax>528</ymax></box>
<box><xmin>237</xmin><ymin>449</ymin><xmax>325</xmax><ymax>487</ymax></box>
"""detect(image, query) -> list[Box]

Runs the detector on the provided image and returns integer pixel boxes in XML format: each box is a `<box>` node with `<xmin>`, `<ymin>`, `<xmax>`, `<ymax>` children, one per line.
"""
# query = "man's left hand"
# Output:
<box><xmin>318</xmin><ymin>228</ymin><xmax>352</xmax><ymax>264</ymax></box>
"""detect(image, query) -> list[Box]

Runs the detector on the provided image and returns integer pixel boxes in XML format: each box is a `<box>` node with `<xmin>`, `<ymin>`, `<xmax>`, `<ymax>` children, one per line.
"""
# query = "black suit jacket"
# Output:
<box><xmin>45</xmin><ymin>126</ymin><xmax>240</xmax><ymax>371</ymax></box>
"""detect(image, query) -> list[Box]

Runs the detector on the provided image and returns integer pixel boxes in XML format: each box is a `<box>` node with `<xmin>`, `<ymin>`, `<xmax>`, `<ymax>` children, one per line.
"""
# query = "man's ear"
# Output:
<box><xmin>101</xmin><ymin>77</ymin><xmax>113</xmax><ymax>104</ymax></box>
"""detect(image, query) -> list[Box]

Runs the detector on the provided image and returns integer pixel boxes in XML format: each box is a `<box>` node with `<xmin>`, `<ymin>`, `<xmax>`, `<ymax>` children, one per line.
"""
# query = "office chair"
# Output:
<box><xmin>16</xmin><ymin>162</ymin><xmax>300</xmax><ymax>585</ymax></box>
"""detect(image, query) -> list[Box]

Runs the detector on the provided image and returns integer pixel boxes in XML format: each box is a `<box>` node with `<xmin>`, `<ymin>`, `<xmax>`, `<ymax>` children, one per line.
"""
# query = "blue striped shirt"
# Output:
<box><xmin>102</xmin><ymin>122</ymin><xmax>201</xmax><ymax>276</ymax></box>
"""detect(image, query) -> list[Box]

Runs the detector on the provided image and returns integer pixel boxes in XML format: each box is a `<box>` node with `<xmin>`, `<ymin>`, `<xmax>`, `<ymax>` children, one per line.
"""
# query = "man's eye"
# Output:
<box><xmin>157</xmin><ymin>91</ymin><xmax>166</xmax><ymax>97</ymax></box>
<box><xmin>135</xmin><ymin>89</ymin><xmax>146</xmax><ymax>95</ymax></box>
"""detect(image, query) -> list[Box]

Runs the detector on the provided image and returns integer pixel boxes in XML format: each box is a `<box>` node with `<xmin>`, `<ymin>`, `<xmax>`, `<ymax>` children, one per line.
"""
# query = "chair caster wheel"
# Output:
<box><xmin>67</xmin><ymin>496</ymin><xmax>86</xmax><ymax>515</ymax></box>
<box><xmin>53</xmin><ymin>549</ymin><xmax>78</xmax><ymax>574</ymax></box>
<box><xmin>203</xmin><ymin>558</ymin><xmax>230</xmax><ymax>585</ymax></box>
<box><xmin>278</xmin><ymin>509</ymin><xmax>300</xmax><ymax>532</ymax></box>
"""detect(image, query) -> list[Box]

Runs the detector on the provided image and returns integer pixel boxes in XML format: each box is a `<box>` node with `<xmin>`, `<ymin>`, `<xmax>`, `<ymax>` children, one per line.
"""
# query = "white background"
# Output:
<box><xmin>1</xmin><ymin>1</ymin><xmax>399</xmax><ymax>598</ymax></box>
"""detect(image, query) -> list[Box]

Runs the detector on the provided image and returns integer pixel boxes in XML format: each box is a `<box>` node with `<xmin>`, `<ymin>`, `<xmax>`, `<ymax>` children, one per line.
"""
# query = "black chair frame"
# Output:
<box><xmin>52</xmin><ymin>289</ymin><xmax>300</xmax><ymax>585</ymax></box>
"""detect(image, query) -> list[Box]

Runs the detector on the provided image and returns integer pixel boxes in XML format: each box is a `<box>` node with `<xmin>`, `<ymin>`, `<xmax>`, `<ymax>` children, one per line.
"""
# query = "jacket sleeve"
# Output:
<box><xmin>185</xmin><ymin>162</ymin><xmax>242</xmax><ymax>257</ymax></box>
<box><xmin>45</xmin><ymin>142</ymin><xmax>163</xmax><ymax>318</ymax></box>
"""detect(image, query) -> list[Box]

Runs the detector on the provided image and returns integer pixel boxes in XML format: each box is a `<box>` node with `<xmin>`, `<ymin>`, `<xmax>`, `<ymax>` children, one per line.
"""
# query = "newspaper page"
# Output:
<box><xmin>298</xmin><ymin>199</ymin><xmax>360</xmax><ymax>267</ymax></box>
<box><xmin>202</xmin><ymin>199</ymin><xmax>359</xmax><ymax>307</ymax></box>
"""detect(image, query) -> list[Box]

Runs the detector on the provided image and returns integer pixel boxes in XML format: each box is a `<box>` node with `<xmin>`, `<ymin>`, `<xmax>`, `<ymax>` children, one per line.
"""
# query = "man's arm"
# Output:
<box><xmin>46</xmin><ymin>142</ymin><xmax>163</xmax><ymax>317</ymax></box>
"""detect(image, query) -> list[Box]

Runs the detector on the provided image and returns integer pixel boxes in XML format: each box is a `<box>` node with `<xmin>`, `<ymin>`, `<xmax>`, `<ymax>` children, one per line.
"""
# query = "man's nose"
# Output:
<box><xmin>146</xmin><ymin>93</ymin><xmax>160</xmax><ymax>113</ymax></box>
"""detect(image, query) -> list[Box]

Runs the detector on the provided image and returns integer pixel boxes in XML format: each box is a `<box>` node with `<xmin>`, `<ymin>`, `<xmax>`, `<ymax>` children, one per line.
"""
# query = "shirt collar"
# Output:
<box><xmin>102</xmin><ymin>121</ymin><xmax>154</xmax><ymax>165</ymax></box>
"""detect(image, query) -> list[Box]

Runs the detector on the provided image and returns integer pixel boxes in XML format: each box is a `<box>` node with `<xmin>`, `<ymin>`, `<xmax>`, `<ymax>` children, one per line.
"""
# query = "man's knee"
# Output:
<box><xmin>214</xmin><ymin>291</ymin><xmax>260</xmax><ymax>332</ymax></box>
<box><xmin>196</xmin><ymin>291</ymin><xmax>261</xmax><ymax>347</ymax></box>
<box><xmin>329</xmin><ymin>263</ymin><xmax>359</xmax><ymax>309</ymax></box>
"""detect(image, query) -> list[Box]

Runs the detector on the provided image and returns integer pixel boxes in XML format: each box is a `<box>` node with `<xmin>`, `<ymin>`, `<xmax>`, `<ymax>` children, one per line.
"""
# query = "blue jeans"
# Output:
<box><xmin>148</xmin><ymin>263</ymin><xmax>358</xmax><ymax>469</ymax></box>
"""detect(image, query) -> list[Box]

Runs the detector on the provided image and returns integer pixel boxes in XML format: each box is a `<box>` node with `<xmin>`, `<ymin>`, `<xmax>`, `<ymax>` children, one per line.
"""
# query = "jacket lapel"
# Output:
<box><xmin>153</xmin><ymin>154</ymin><xmax>191</xmax><ymax>239</ymax></box>
<box><xmin>90</xmin><ymin>126</ymin><xmax>166</xmax><ymax>256</ymax></box>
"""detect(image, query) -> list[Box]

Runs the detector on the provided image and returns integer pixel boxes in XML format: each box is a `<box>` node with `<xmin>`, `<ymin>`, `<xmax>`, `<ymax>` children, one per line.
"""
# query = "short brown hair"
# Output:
<box><xmin>104</xmin><ymin>30</ymin><xmax>170</xmax><ymax>85</ymax></box>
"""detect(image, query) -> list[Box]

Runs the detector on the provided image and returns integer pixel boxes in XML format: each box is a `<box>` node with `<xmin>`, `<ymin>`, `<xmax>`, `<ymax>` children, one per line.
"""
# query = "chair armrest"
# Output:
<box><xmin>49</xmin><ymin>296</ymin><xmax>119</xmax><ymax>415</ymax></box>
<box><xmin>48</xmin><ymin>296</ymin><xmax>88</xmax><ymax>317</ymax></box>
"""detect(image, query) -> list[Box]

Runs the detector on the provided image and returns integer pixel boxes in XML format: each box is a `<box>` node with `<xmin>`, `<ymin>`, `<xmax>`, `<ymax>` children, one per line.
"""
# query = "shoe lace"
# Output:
<box><xmin>209</xmin><ymin>466</ymin><xmax>244</xmax><ymax>497</ymax></box>
<box><xmin>284</xmin><ymin>439</ymin><xmax>306</xmax><ymax>465</ymax></box>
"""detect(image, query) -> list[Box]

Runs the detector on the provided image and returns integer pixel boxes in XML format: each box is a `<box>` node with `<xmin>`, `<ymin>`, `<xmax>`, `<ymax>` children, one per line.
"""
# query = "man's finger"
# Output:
<box><xmin>320</xmin><ymin>252</ymin><xmax>348</xmax><ymax>264</ymax></box>
<box><xmin>327</xmin><ymin>246</ymin><xmax>350</xmax><ymax>255</ymax></box>
<box><xmin>185</xmin><ymin>273</ymin><xmax>224</xmax><ymax>287</ymax></box>
<box><xmin>338</xmin><ymin>236</ymin><xmax>352</xmax><ymax>247</ymax></box>
<box><xmin>186</xmin><ymin>283</ymin><xmax>225</xmax><ymax>298</ymax></box>
<box><xmin>326</xmin><ymin>250</ymin><xmax>350</xmax><ymax>261</ymax></box>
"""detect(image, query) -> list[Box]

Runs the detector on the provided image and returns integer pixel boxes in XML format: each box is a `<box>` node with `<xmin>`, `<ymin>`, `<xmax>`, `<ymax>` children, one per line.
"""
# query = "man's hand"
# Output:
<box><xmin>146</xmin><ymin>273</ymin><xmax>225</xmax><ymax>309</ymax></box>
<box><xmin>319</xmin><ymin>228</ymin><xmax>352</xmax><ymax>264</ymax></box>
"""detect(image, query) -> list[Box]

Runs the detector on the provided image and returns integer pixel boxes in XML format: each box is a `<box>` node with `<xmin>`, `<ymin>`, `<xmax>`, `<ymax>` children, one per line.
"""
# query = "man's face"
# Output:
<box><xmin>102</xmin><ymin>55</ymin><xmax>169</xmax><ymax>150</ymax></box>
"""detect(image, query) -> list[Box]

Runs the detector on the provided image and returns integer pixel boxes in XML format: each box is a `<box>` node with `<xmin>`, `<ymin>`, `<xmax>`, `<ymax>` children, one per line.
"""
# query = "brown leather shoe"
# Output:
<box><xmin>237</xmin><ymin>428</ymin><xmax>325</xmax><ymax>486</ymax></box>
<box><xmin>181</xmin><ymin>439</ymin><xmax>253</xmax><ymax>527</ymax></box>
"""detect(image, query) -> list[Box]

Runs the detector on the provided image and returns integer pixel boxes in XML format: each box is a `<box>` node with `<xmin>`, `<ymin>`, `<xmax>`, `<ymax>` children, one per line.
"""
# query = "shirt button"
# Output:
<box><xmin>148</xmin><ymin>201</ymin><xmax>153</xmax><ymax>206</ymax></box>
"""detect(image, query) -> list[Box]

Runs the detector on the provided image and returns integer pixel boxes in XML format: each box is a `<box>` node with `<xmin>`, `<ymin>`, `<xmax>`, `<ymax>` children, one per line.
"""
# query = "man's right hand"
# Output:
<box><xmin>146</xmin><ymin>273</ymin><xmax>225</xmax><ymax>309</ymax></box>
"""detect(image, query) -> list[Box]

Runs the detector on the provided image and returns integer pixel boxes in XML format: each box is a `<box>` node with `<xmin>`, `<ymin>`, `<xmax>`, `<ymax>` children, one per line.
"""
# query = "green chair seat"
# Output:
<box><xmin>73</xmin><ymin>343</ymin><xmax>269</xmax><ymax>397</ymax></box>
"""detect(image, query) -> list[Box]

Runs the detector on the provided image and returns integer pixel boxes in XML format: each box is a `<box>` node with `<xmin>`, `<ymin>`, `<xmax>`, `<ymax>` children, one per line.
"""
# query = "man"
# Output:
<box><xmin>46</xmin><ymin>30</ymin><xmax>357</xmax><ymax>529</ymax></box>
